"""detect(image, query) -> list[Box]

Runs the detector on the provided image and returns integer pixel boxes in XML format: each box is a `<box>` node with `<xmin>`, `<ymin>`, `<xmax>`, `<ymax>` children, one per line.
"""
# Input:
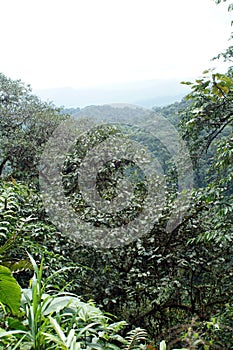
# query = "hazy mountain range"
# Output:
<box><xmin>34</xmin><ymin>78</ymin><xmax>192</xmax><ymax>109</ymax></box>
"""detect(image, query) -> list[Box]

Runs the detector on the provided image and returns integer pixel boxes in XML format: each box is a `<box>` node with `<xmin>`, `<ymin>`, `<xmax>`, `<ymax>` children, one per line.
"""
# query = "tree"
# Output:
<box><xmin>0</xmin><ymin>73</ymin><xmax>67</xmax><ymax>180</ymax></box>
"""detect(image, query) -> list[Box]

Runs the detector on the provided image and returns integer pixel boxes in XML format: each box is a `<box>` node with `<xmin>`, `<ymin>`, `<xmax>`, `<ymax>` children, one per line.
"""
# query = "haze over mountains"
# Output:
<box><xmin>34</xmin><ymin>78</ymin><xmax>192</xmax><ymax>109</ymax></box>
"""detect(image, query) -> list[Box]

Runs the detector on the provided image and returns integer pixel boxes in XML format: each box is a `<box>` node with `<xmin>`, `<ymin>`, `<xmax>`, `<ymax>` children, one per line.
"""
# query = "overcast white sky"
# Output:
<box><xmin>0</xmin><ymin>0</ymin><xmax>232</xmax><ymax>90</ymax></box>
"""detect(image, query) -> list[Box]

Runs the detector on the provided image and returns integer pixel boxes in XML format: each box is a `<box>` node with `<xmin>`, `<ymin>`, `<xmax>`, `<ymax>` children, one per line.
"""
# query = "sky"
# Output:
<box><xmin>0</xmin><ymin>0</ymin><xmax>232</xmax><ymax>90</ymax></box>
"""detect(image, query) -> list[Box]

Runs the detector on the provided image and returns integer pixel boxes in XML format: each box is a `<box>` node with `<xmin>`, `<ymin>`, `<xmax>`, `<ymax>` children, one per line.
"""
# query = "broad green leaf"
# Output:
<box><xmin>0</xmin><ymin>265</ymin><xmax>21</xmax><ymax>314</ymax></box>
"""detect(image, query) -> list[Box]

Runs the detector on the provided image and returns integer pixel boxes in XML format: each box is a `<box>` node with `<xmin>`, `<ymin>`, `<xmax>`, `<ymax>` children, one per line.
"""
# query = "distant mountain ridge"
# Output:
<box><xmin>34</xmin><ymin>78</ymin><xmax>191</xmax><ymax>109</ymax></box>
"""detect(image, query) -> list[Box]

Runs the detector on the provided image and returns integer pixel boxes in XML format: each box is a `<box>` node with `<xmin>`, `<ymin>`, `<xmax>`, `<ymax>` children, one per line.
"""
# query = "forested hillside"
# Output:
<box><xmin>0</xmin><ymin>1</ymin><xmax>232</xmax><ymax>349</ymax></box>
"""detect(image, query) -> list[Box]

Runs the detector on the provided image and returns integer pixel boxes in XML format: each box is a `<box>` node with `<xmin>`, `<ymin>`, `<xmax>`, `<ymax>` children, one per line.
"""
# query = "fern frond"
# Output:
<box><xmin>123</xmin><ymin>327</ymin><xmax>147</xmax><ymax>350</ymax></box>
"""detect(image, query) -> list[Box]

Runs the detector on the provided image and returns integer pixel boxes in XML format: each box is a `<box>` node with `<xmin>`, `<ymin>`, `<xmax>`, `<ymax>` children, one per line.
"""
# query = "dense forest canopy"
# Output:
<box><xmin>0</xmin><ymin>1</ymin><xmax>232</xmax><ymax>349</ymax></box>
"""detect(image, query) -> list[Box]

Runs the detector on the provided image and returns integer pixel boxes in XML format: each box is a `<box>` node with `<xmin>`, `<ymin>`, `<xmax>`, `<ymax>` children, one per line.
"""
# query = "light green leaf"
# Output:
<box><xmin>0</xmin><ymin>265</ymin><xmax>21</xmax><ymax>314</ymax></box>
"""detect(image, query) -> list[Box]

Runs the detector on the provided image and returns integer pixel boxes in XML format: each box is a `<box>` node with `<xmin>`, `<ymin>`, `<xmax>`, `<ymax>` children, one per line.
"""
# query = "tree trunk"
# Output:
<box><xmin>0</xmin><ymin>156</ymin><xmax>10</xmax><ymax>176</ymax></box>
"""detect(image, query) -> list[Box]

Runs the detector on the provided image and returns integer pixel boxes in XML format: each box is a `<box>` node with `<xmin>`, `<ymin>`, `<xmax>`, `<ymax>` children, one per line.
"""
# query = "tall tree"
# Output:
<box><xmin>0</xmin><ymin>73</ymin><xmax>67</xmax><ymax>180</ymax></box>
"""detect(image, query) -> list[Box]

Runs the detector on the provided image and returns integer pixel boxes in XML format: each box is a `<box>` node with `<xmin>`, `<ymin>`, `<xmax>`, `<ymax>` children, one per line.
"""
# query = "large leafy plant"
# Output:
<box><xmin>0</xmin><ymin>255</ymin><xmax>148</xmax><ymax>350</ymax></box>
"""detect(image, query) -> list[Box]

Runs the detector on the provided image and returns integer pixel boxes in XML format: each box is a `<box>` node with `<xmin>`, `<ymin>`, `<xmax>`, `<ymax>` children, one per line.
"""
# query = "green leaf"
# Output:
<box><xmin>2</xmin><ymin>259</ymin><xmax>33</xmax><ymax>273</ymax></box>
<box><xmin>0</xmin><ymin>265</ymin><xmax>21</xmax><ymax>314</ymax></box>
<box><xmin>6</xmin><ymin>317</ymin><xmax>27</xmax><ymax>331</ymax></box>
<box><xmin>180</xmin><ymin>81</ymin><xmax>193</xmax><ymax>85</ymax></box>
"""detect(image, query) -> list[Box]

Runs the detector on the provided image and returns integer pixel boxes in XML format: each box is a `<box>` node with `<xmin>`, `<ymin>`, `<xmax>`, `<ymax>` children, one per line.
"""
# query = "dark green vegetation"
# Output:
<box><xmin>0</xmin><ymin>2</ymin><xmax>233</xmax><ymax>348</ymax></box>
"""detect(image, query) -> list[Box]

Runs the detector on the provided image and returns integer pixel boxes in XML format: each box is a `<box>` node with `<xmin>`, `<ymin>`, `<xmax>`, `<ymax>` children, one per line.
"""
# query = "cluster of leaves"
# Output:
<box><xmin>0</xmin><ymin>255</ymin><xmax>149</xmax><ymax>350</ymax></box>
<box><xmin>62</xmin><ymin>124</ymin><xmax>152</xmax><ymax>237</ymax></box>
<box><xmin>0</xmin><ymin>178</ymin><xmax>85</xmax><ymax>292</ymax></box>
<box><xmin>0</xmin><ymin>73</ymin><xmax>67</xmax><ymax>181</ymax></box>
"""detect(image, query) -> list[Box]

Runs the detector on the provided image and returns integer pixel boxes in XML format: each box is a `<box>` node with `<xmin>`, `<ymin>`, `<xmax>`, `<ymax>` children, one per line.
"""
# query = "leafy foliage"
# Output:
<box><xmin>0</xmin><ymin>2</ymin><xmax>233</xmax><ymax>346</ymax></box>
<box><xmin>0</xmin><ymin>179</ymin><xmax>84</xmax><ymax>292</ymax></box>
<box><xmin>0</xmin><ymin>73</ymin><xmax>67</xmax><ymax>180</ymax></box>
<box><xmin>0</xmin><ymin>256</ymin><xmax>148</xmax><ymax>350</ymax></box>
<box><xmin>0</xmin><ymin>265</ymin><xmax>21</xmax><ymax>314</ymax></box>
